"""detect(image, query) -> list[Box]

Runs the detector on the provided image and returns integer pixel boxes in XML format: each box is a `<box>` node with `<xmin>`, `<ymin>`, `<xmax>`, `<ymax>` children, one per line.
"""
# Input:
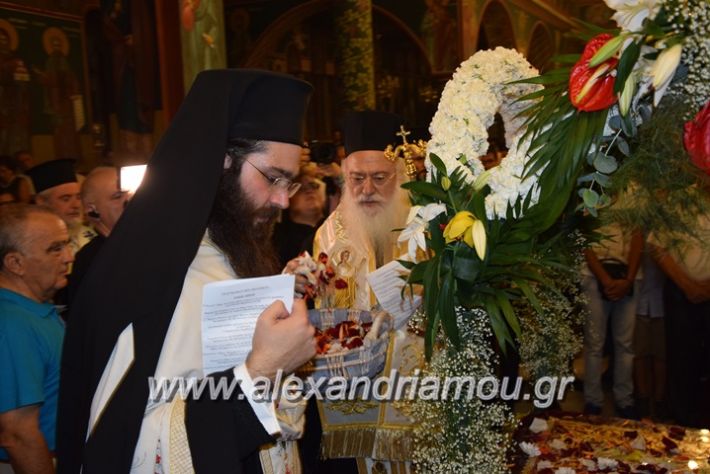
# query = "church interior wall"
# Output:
<box><xmin>0</xmin><ymin>0</ymin><xmax>611</xmax><ymax>169</ymax></box>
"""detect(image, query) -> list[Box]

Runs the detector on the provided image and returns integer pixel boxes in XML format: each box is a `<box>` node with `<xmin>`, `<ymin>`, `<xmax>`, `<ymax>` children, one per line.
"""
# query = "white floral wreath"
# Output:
<box><xmin>426</xmin><ymin>47</ymin><xmax>542</xmax><ymax>219</ymax></box>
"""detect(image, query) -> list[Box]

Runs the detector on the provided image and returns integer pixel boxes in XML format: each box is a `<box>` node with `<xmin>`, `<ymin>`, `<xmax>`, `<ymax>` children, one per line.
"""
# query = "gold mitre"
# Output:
<box><xmin>384</xmin><ymin>125</ymin><xmax>428</xmax><ymax>179</ymax></box>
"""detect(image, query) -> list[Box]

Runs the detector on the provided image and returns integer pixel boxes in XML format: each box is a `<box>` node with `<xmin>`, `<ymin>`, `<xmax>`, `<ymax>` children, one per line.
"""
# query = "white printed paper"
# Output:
<box><xmin>367</xmin><ymin>259</ymin><xmax>421</xmax><ymax>330</ymax></box>
<box><xmin>201</xmin><ymin>274</ymin><xmax>294</xmax><ymax>375</ymax></box>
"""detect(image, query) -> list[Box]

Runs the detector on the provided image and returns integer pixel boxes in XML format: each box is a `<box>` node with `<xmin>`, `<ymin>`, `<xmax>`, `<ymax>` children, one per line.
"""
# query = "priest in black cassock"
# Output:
<box><xmin>57</xmin><ymin>70</ymin><xmax>319</xmax><ymax>473</ymax></box>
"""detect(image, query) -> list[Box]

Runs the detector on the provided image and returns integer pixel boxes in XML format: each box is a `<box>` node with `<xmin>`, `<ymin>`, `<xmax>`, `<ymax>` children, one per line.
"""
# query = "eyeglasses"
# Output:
<box><xmin>347</xmin><ymin>172</ymin><xmax>395</xmax><ymax>189</ymax></box>
<box><xmin>246</xmin><ymin>160</ymin><xmax>301</xmax><ymax>197</ymax></box>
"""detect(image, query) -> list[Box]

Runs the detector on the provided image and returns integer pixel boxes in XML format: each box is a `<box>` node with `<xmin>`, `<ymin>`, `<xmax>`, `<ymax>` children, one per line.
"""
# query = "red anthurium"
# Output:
<box><xmin>569</xmin><ymin>34</ymin><xmax>619</xmax><ymax>112</ymax></box>
<box><xmin>684</xmin><ymin>101</ymin><xmax>710</xmax><ymax>175</ymax></box>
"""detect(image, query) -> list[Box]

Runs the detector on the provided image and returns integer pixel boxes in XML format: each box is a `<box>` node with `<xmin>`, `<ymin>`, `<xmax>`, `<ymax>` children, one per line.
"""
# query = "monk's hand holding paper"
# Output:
<box><xmin>246</xmin><ymin>298</ymin><xmax>316</xmax><ymax>381</ymax></box>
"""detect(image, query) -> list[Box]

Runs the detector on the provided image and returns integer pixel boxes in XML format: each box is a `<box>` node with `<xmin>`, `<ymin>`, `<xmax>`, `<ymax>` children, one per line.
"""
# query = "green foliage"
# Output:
<box><xmin>404</xmin><ymin>149</ymin><xmax>578</xmax><ymax>359</ymax></box>
<box><xmin>604</xmin><ymin>97</ymin><xmax>710</xmax><ymax>247</ymax></box>
<box><xmin>615</xmin><ymin>41</ymin><xmax>641</xmax><ymax>94</ymax></box>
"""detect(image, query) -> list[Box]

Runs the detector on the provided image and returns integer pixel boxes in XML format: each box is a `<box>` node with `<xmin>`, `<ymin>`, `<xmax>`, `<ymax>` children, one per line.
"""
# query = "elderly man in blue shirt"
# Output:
<box><xmin>0</xmin><ymin>204</ymin><xmax>73</xmax><ymax>473</ymax></box>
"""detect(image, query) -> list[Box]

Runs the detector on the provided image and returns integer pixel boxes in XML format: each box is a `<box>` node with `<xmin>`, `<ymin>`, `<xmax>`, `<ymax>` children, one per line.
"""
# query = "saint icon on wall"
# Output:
<box><xmin>0</xmin><ymin>19</ymin><xmax>31</xmax><ymax>155</ymax></box>
<box><xmin>34</xmin><ymin>26</ymin><xmax>83</xmax><ymax>158</ymax></box>
<box><xmin>180</xmin><ymin>0</ymin><xmax>227</xmax><ymax>91</ymax></box>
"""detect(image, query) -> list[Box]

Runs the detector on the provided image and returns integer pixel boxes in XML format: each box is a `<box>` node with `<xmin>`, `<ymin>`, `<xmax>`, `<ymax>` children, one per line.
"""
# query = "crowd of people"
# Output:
<box><xmin>582</xmin><ymin>202</ymin><xmax>710</xmax><ymax>426</ymax></box>
<box><xmin>0</xmin><ymin>68</ymin><xmax>708</xmax><ymax>474</ymax></box>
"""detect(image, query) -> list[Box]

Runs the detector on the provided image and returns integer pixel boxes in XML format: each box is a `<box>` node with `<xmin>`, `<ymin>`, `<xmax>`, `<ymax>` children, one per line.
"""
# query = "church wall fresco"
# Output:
<box><xmin>179</xmin><ymin>0</ymin><xmax>227</xmax><ymax>93</ymax></box>
<box><xmin>0</xmin><ymin>3</ymin><xmax>88</xmax><ymax>163</ymax></box>
<box><xmin>0</xmin><ymin>0</ymin><xmax>612</xmax><ymax>164</ymax></box>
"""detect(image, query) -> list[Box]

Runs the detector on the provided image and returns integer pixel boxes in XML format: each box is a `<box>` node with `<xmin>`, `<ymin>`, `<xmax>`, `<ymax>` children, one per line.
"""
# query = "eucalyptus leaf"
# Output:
<box><xmin>608</xmin><ymin>114</ymin><xmax>622</xmax><ymax>131</ymax></box>
<box><xmin>583</xmin><ymin>188</ymin><xmax>600</xmax><ymax>208</ymax></box>
<box><xmin>594</xmin><ymin>172</ymin><xmax>611</xmax><ymax>187</ymax></box>
<box><xmin>616</xmin><ymin>138</ymin><xmax>630</xmax><ymax>156</ymax></box>
<box><xmin>593</xmin><ymin>153</ymin><xmax>618</xmax><ymax>174</ymax></box>
<box><xmin>578</xmin><ymin>172</ymin><xmax>595</xmax><ymax>184</ymax></box>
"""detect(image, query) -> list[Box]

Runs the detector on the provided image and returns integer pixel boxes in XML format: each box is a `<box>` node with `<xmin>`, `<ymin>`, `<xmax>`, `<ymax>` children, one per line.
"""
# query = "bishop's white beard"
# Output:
<box><xmin>339</xmin><ymin>184</ymin><xmax>411</xmax><ymax>267</ymax></box>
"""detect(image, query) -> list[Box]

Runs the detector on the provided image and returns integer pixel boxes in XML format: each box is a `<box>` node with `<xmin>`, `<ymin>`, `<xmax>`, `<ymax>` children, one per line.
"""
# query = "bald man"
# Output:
<box><xmin>66</xmin><ymin>167</ymin><xmax>130</xmax><ymax>307</ymax></box>
<box><xmin>81</xmin><ymin>166</ymin><xmax>129</xmax><ymax>238</ymax></box>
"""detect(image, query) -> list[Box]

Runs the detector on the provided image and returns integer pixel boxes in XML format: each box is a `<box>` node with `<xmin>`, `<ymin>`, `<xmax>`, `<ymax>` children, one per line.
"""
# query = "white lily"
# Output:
<box><xmin>604</xmin><ymin>0</ymin><xmax>661</xmax><ymax>32</ymax></box>
<box><xmin>397</xmin><ymin>203</ymin><xmax>447</xmax><ymax>261</ymax></box>
<box><xmin>651</xmin><ymin>43</ymin><xmax>683</xmax><ymax>105</ymax></box>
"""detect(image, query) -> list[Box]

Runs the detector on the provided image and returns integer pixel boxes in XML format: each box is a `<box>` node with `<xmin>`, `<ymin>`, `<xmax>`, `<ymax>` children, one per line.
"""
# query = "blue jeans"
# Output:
<box><xmin>582</xmin><ymin>276</ymin><xmax>639</xmax><ymax>408</ymax></box>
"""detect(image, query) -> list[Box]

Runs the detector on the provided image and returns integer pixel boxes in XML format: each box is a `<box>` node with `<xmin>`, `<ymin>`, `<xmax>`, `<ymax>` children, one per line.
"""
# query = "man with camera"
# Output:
<box><xmin>307</xmin><ymin>140</ymin><xmax>342</xmax><ymax>215</ymax></box>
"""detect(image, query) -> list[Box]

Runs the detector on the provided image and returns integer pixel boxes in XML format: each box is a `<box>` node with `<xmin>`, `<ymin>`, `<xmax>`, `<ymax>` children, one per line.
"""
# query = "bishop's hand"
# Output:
<box><xmin>283</xmin><ymin>257</ymin><xmax>310</xmax><ymax>298</ymax></box>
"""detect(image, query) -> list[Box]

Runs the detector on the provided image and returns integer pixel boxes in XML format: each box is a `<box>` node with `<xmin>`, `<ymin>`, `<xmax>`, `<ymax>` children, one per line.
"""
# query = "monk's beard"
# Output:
<box><xmin>207</xmin><ymin>165</ymin><xmax>281</xmax><ymax>278</ymax></box>
<box><xmin>339</xmin><ymin>184</ymin><xmax>410</xmax><ymax>266</ymax></box>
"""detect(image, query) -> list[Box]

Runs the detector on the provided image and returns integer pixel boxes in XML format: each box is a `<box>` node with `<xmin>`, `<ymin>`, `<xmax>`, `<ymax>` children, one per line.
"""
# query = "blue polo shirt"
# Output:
<box><xmin>0</xmin><ymin>288</ymin><xmax>64</xmax><ymax>460</ymax></box>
